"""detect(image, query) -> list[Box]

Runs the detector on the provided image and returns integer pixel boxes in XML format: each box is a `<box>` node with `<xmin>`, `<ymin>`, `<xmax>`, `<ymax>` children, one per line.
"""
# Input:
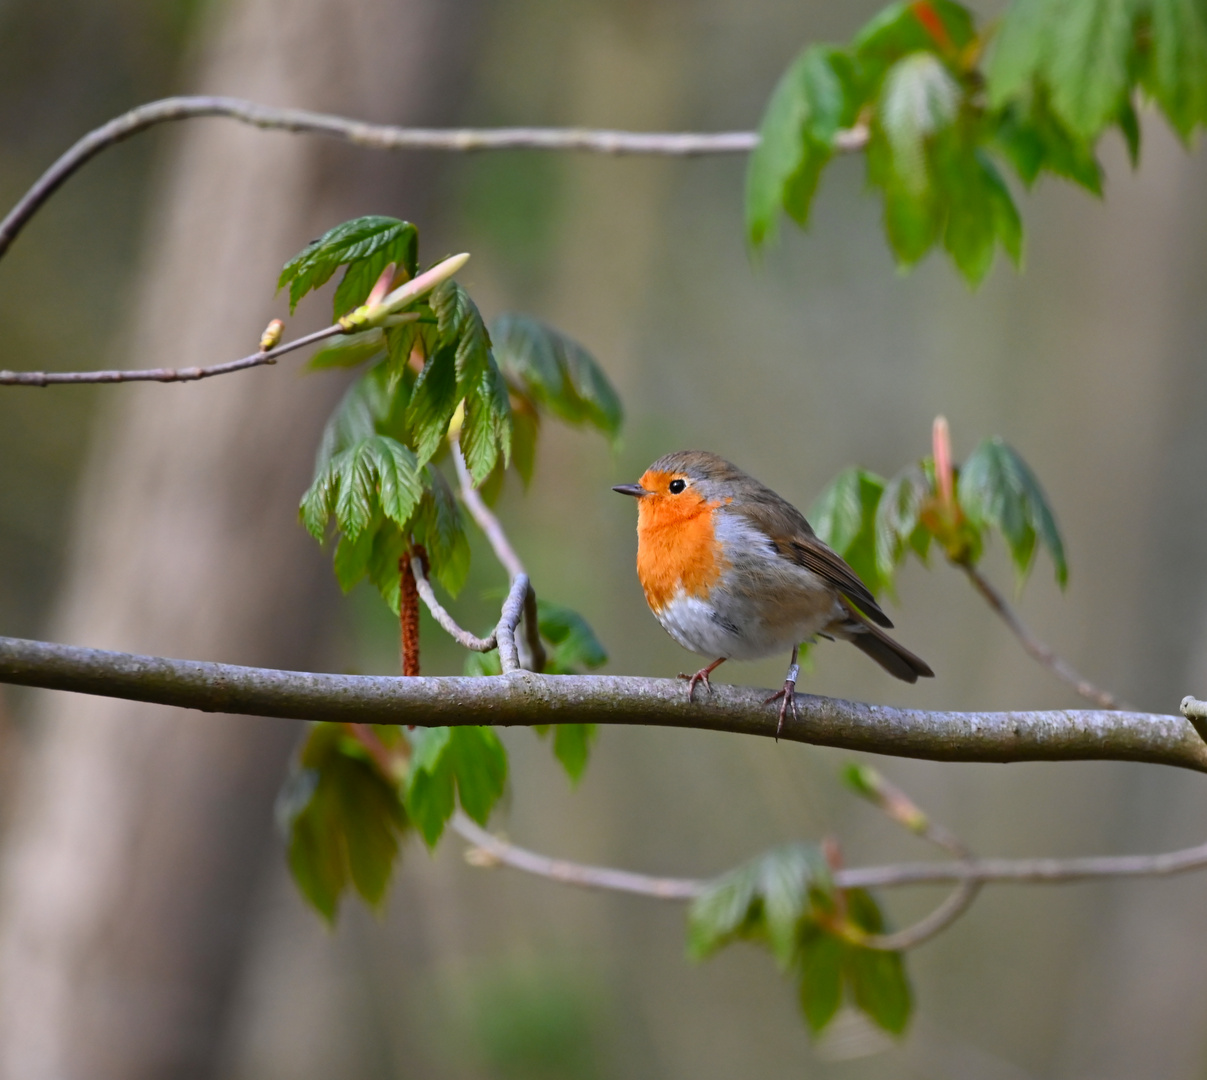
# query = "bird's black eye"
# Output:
<box><xmin>668</xmin><ymin>478</ymin><xmax>687</xmax><ymax>494</ymax></box>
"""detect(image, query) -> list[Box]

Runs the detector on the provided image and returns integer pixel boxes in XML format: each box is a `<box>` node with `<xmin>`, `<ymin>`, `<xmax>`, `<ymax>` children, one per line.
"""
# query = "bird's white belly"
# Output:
<box><xmin>654</xmin><ymin>587</ymin><xmax>837</xmax><ymax>661</ymax></box>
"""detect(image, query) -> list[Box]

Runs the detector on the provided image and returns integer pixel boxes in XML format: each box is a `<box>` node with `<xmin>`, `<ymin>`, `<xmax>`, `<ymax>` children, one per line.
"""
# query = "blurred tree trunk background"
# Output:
<box><xmin>3</xmin><ymin>0</ymin><xmax>1207</xmax><ymax>1078</ymax></box>
<box><xmin>0</xmin><ymin>0</ymin><xmax>478</xmax><ymax>1077</ymax></box>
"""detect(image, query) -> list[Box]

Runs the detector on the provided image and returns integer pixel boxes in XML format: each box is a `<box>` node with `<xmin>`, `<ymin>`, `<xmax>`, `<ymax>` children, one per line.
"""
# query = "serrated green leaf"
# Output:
<box><xmin>332</xmin><ymin>222</ymin><xmax>419</xmax><ymax>320</ymax></box>
<box><xmin>510</xmin><ymin>398</ymin><xmax>540</xmax><ymax>486</ymax></box>
<box><xmin>798</xmin><ymin>926</ymin><xmax>845</xmax><ymax>1034</ymax></box>
<box><xmin>687</xmin><ymin>860</ymin><xmax>762</xmax><ymax>961</ymax></box>
<box><xmin>460</xmin><ymin>358</ymin><xmax>513</xmax><ymax>483</ymax></box>
<box><xmin>404</xmin><ymin>343</ymin><xmax>459</xmax><ymax>465</ymax></box>
<box><xmin>278</xmin><ymin>216</ymin><xmax>418</xmax><ymax>315</ymax></box>
<box><xmin>280</xmin><ymin>723</ymin><xmax>408</xmax><ymax>922</ymax></box>
<box><xmin>958</xmin><ymin>437</ymin><xmax>1068</xmax><ymax>587</ymax></box>
<box><xmin>808</xmin><ymin>467</ymin><xmax>888</xmax><ymax>595</ymax></box>
<box><xmin>492</xmin><ymin>314</ymin><xmax>622</xmax><ymax>440</ymax></box>
<box><xmin>537</xmin><ymin>599</ymin><xmax>609</xmax><ymax>672</ymax></box>
<box><xmin>745</xmin><ymin>45</ymin><xmax>855</xmax><ymax>245</ymax></box>
<box><xmin>313</xmin><ymin>360</ymin><xmax>411</xmax><ymax>473</ymax></box>
<box><xmin>302</xmin><ymin>436</ymin><xmax>422</xmax><ymax>545</ymax></box>
<box><xmin>1147</xmin><ymin>0</ymin><xmax>1207</xmax><ymax>140</ymax></box>
<box><xmin>411</xmin><ymin>465</ymin><xmax>471</xmax><ymax>597</ymax></box>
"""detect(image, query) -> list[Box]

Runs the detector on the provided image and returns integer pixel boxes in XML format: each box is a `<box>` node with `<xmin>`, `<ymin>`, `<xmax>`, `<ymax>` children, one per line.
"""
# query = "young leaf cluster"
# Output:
<box><xmin>287</xmin><ymin>218</ymin><xmax>620</xmax><ymax>613</ymax></box>
<box><xmin>280</xmin><ymin>721</ymin><xmax>511</xmax><ymax>920</ymax></box>
<box><xmin>807</xmin><ymin>436</ymin><xmax>1067</xmax><ymax>598</ymax></box>
<box><xmin>687</xmin><ymin>845</ymin><xmax>911</xmax><ymax>1037</ymax></box>
<box><xmin>748</xmin><ymin>0</ymin><xmax>1207</xmax><ymax>283</ymax></box>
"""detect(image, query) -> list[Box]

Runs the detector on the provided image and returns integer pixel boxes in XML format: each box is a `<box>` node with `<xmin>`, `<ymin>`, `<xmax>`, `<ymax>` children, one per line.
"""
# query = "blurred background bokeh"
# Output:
<box><xmin>2</xmin><ymin>0</ymin><xmax>1207</xmax><ymax>1077</ymax></box>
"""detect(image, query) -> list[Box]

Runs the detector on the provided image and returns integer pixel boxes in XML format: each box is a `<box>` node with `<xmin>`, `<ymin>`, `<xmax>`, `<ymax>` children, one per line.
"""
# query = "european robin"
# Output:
<box><xmin>614</xmin><ymin>451</ymin><xmax>933</xmax><ymax>733</ymax></box>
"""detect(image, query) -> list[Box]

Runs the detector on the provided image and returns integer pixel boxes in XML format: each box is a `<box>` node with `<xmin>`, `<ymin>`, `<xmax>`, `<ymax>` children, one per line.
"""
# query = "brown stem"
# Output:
<box><xmin>960</xmin><ymin>561</ymin><xmax>1128</xmax><ymax>710</ymax></box>
<box><xmin>400</xmin><ymin>547</ymin><xmax>424</xmax><ymax>677</ymax></box>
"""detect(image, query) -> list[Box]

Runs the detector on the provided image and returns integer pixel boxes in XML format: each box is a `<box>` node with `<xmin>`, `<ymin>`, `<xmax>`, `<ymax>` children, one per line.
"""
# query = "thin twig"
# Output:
<box><xmin>961</xmin><ymin>562</ymin><xmax>1127</xmax><ymax>710</ymax></box>
<box><xmin>1</xmin><ymin>634</ymin><xmax>1203</xmax><ymax>769</ymax></box>
<box><xmin>451</xmin><ymin>811</ymin><xmax>704</xmax><ymax>899</ymax></box>
<box><xmin>845</xmin><ymin>771</ymin><xmax>981</xmax><ymax>951</ymax></box>
<box><xmin>452</xmin><ymin>442</ymin><xmax>525</xmax><ymax>579</ymax></box>
<box><xmin>448</xmin><ymin>812</ymin><xmax>1207</xmax><ymax>914</ymax></box>
<box><xmin>451</xmin><ymin>441</ymin><xmax>546</xmax><ymax>671</ymax></box>
<box><xmin>0</xmin><ymin>324</ymin><xmax>342</xmax><ymax>386</ymax></box>
<box><xmin>410</xmin><ymin>556</ymin><xmax>529</xmax><ymax>672</ymax></box>
<box><xmin>0</xmin><ymin>95</ymin><xmax>871</xmax><ymax>262</ymax></box>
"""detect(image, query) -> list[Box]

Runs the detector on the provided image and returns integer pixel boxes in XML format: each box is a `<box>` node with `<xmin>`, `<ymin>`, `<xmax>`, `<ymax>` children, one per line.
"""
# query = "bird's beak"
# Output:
<box><xmin>612</xmin><ymin>483</ymin><xmax>648</xmax><ymax>498</ymax></box>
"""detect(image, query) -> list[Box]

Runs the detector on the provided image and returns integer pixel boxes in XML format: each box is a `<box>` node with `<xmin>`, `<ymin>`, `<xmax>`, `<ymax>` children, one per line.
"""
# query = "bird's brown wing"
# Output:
<box><xmin>738</xmin><ymin>489</ymin><xmax>894</xmax><ymax>629</ymax></box>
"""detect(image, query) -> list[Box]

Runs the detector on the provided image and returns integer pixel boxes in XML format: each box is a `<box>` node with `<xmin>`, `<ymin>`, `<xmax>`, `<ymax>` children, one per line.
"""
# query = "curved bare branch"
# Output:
<box><xmin>0</xmin><ymin>97</ymin><xmax>863</xmax><ymax>264</ymax></box>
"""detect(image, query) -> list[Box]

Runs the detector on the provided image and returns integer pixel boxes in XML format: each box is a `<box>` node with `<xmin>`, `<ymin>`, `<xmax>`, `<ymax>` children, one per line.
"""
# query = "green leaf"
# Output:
<box><xmin>411</xmin><ymin>465</ymin><xmax>471</xmax><ymax>597</ymax></box>
<box><xmin>875</xmin><ymin>464</ymin><xmax>932</xmax><ymax>581</ymax></box>
<box><xmin>550</xmin><ymin>725</ymin><xmax>597</xmax><ymax>784</ymax></box>
<box><xmin>958</xmin><ymin>437</ymin><xmax>1068</xmax><ymax>587</ymax></box>
<box><xmin>687</xmin><ymin>843</ymin><xmax>832</xmax><ymax>965</ymax></box>
<box><xmin>367</xmin><ymin>523</ymin><xmax>406</xmax><ymax>613</ymax></box>
<box><xmin>300</xmin><ymin>435</ymin><xmax>422</xmax><ymax>544</ymax></box>
<box><xmin>988</xmin><ymin>0</ymin><xmax>1139</xmax><ymax>140</ymax></box>
<box><xmin>447</xmin><ymin>725</ymin><xmax>509</xmax><ymax>825</ymax></box>
<box><xmin>745</xmin><ymin>45</ymin><xmax>856</xmax><ymax>245</ymax></box>
<box><xmin>1146</xmin><ymin>0</ymin><xmax>1207</xmax><ymax>140</ymax></box>
<box><xmin>845</xmin><ymin>890</ymin><xmax>913</xmax><ymax>1034</ymax></box>
<box><xmin>403</xmin><ymin>725</ymin><xmax>508</xmax><ymax>846</ymax></box>
<box><xmin>492</xmin><ymin>314</ymin><xmax>623</xmax><ymax>440</ymax></box>
<box><xmin>312</xmin><ymin>360</ymin><xmax>411</xmax><ymax>474</ymax></box>
<box><xmin>279</xmin><ymin>723</ymin><xmax>408</xmax><ymax>923</ymax></box>
<box><xmin>332</xmin><ymin>226</ymin><xmax>419</xmax><ymax>321</ymax></box>
<box><xmin>537</xmin><ymin>599</ymin><xmax>609</xmax><ymax>672</ymax></box>
<box><xmin>808</xmin><ymin>467</ymin><xmax>888</xmax><ymax>595</ymax></box>
<box><xmin>404</xmin><ymin>343</ymin><xmax>459</xmax><ymax>465</ymax></box>
<box><xmin>307</xmin><ymin>330</ymin><xmax>387</xmax><ymax>370</ymax></box>
<box><xmin>879</xmin><ymin>52</ymin><xmax>961</xmax><ymax>193</ymax></box>
<box><xmin>278</xmin><ymin>216</ymin><xmax>418</xmax><ymax>315</ymax></box>
<box><xmin>855</xmin><ymin>1</ymin><xmax>977</xmax><ymax>69</ymax></box>
<box><xmin>403</xmin><ymin>726</ymin><xmax>455</xmax><ymax>847</ymax></box>
<box><xmin>460</xmin><ymin>354</ymin><xmax>513</xmax><ymax>483</ymax></box>
<box><xmin>991</xmin><ymin>90</ymin><xmax>1103</xmax><ymax>192</ymax></box>
<box><xmin>798</xmin><ymin>925</ymin><xmax>845</xmax><ymax>1034</ymax></box>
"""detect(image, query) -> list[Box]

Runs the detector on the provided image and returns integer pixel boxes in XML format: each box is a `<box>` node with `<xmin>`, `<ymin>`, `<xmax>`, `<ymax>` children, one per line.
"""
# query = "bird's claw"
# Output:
<box><xmin>763</xmin><ymin>679</ymin><xmax>799</xmax><ymax>739</ymax></box>
<box><xmin>678</xmin><ymin>668</ymin><xmax>714</xmax><ymax>703</ymax></box>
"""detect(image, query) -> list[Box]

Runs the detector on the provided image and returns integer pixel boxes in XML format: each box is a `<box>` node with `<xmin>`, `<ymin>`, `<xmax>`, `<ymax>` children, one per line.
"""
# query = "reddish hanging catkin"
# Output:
<box><xmin>399</xmin><ymin>546</ymin><xmax>426</xmax><ymax>676</ymax></box>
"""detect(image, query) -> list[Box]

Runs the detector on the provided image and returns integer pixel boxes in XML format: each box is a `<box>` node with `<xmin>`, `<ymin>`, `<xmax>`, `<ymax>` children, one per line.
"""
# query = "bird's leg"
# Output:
<box><xmin>679</xmin><ymin>657</ymin><xmax>726</xmax><ymax>703</ymax></box>
<box><xmin>763</xmin><ymin>645</ymin><xmax>801</xmax><ymax>738</ymax></box>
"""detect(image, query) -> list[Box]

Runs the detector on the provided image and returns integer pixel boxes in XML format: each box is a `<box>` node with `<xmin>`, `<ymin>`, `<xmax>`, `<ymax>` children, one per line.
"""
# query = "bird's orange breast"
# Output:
<box><xmin>634</xmin><ymin>476</ymin><xmax>728</xmax><ymax>612</ymax></box>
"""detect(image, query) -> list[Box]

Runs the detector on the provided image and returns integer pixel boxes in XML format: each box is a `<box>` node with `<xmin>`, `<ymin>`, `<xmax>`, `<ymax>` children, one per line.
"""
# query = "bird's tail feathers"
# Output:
<box><xmin>838</xmin><ymin>602</ymin><xmax>934</xmax><ymax>683</ymax></box>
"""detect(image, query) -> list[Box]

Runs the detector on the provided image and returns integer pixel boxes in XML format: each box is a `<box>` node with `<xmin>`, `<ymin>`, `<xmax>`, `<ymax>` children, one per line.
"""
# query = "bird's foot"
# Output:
<box><xmin>678</xmin><ymin>668</ymin><xmax>714</xmax><ymax>703</ymax></box>
<box><xmin>763</xmin><ymin>678</ymin><xmax>799</xmax><ymax>739</ymax></box>
<box><xmin>678</xmin><ymin>658</ymin><xmax>726</xmax><ymax>703</ymax></box>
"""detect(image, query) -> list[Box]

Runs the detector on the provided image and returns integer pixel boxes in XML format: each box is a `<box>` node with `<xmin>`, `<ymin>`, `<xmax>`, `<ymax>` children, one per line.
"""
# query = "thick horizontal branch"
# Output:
<box><xmin>0</xmin><ymin>324</ymin><xmax>342</xmax><ymax>386</ymax></box>
<box><xmin>0</xmin><ymin>635</ymin><xmax>1202</xmax><ymax>771</ymax></box>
